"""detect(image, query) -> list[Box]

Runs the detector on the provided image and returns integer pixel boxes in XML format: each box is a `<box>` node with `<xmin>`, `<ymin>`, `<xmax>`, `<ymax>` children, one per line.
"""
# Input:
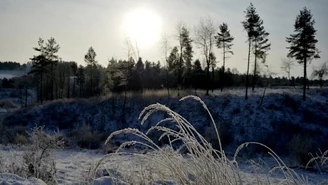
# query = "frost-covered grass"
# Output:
<box><xmin>92</xmin><ymin>95</ymin><xmax>321</xmax><ymax>185</ymax></box>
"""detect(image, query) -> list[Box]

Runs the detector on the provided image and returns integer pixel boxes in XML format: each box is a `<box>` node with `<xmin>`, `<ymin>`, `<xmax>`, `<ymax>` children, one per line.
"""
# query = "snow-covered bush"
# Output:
<box><xmin>22</xmin><ymin>126</ymin><xmax>63</xmax><ymax>184</ymax></box>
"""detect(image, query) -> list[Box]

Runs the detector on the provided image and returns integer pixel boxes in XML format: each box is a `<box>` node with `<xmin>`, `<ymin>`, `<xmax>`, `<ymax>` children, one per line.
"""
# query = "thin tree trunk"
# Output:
<box><xmin>50</xmin><ymin>63</ymin><xmax>54</xmax><ymax>100</ymax></box>
<box><xmin>25</xmin><ymin>75</ymin><xmax>28</xmax><ymax>108</ymax></box>
<box><xmin>252</xmin><ymin>54</ymin><xmax>257</xmax><ymax>92</ymax></box>
<box><xmin>72</xmin><ymin>77</ymin><xmax>76</xmax><ymax>98</ymax></box>
<box><xmin>303</xmin><ymin>58</ymin><xmax>307</xmax><ymax>101</ymax></box>
<box><xmin>221</xmin><ymin>45</ymin><xmax>226</xmax><ymax>92</ymax></box>
<box><xmin>206</xmin><ymin>60</ymin><xmax>210</xmax><ymax>96</ymax></box>
<box><xmin>245</xmin><ymin>40</ymin><xmax>251</xmax><ymax>100</ymax></box>
<box><xmin>121</xmin><ymin>88</ymin><xmax>127</xmax><ymax>128</ymax></box>
<box><xmin>67</xmin><ymin>76</ymin><xmax>70</xmax><ymax>99</ymax></box>
<box><xmin>211</xmin><ymin>66</ymin><xmax>215</xmax><ymax>93</ymax></box>
<box><xmin>40</xmin><ymin>72</ymin><xmax>43</xmax><ymax>104</ymax></box>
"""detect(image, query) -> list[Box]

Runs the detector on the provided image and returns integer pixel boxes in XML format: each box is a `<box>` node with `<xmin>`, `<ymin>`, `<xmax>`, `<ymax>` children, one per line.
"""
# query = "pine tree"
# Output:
<box><xmin>215</xmin><ymin>23</ymin><xmax>234</xmax><ymax>91</ymax></box>
<box><xmin>44</xmin><ymin>37</ymin><xmax>60</xmax><ymax>100</ymax></box>
<box><xmin>84</xmin><ymin>47</ymin><xmax>98</xmax><ymax>97</ymax></box>
<box><xmin>286</xmin><ymin>7</ymin><xmax>320</xmax><ymax>100</ymax></box>
<box><xmin>182</xmin><ymin>27</ymin><xmax>193</xmax><ymax>88</ymax></box>
<box><xmin>176</xmin><ymin>24</ymin><xmax>193</xmax><ymax>96</ymax></box>
<box><xmin>252</xmin><ymin>18</ymin><xmax>270</xmax><ymax>92</ymax></box>
<box><xmin>192</xmin><ymin>59</ymin><xmax>204</xmax><ymax>95</ymax></box>
<box><xmin>242</xmin><ymin>3</ymin><xmax>260</xmax><ymax>99</ymax></box>
<box><xmin>167</xmin><ymin>46</ymin><xmax>179</xmax><ymax>89</ymax></box>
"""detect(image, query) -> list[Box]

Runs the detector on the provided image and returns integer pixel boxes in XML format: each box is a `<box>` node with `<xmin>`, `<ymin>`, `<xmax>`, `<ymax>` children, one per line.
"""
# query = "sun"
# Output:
<box><xmin>123</xmin><ymin>8</ymin><xmax>162</xmax><ymax>47</ymax></box>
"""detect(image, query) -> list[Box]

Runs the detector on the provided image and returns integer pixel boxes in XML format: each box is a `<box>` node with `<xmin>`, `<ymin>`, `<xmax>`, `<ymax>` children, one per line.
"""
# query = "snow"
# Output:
<box><xmin>0</xmin><ymin>173</ymin><xmax>46</xmax><ymax>185</ymax></box>
<box><xmin>1</xmin><ymin>147</ymin><xmax>328</xmax><ymax>184</ymax></box>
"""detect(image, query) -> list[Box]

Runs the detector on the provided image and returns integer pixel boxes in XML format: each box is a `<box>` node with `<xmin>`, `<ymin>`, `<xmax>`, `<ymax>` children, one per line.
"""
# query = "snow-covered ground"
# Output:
<box><xmin>1</xmin><ymin>146</ymin><xmax>328</xmax><ymax>184</ymax></box>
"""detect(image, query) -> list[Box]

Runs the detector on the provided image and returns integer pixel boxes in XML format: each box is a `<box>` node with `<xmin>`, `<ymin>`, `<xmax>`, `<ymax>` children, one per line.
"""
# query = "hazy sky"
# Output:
<box><xmin>0</xmin><ymin>0</ymin><xmax>327</xmax><ymax>77</ymax></box>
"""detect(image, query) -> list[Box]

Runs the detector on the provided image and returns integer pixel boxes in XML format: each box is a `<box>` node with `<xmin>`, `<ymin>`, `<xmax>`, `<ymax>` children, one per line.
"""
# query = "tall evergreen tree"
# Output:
<box><xmin>84</xmin><ymin>47</ymin><xmax>98</xmax><ymax>96</ymax></box>
<box><xmin>251</xmin><ymin>17</ymin><xmax>270</xmax><ymax>92</ymax></box>
<box><xmin>182</xmin><ymin>27</ymin><xmax>193</xmax><ymax>88</ymax></box>
<box><xmin>242</xmin><ymin>3</ymin><xmax>261</xmax><ymax>99</ymax></box>
<box><xmin>167</xmin><ymin>46</ymin><xmax>179</xmax><ymax>89</ymax></box>
<box><xmin>286</xmin><ymin>7</ymin><xmax>320</xmax><ymax>100</ymax></box>
<box><xmin>44</xmin><ymin>37</ymin><xmax>60</xmax><ymax>100</ymax></box>
<box><xmin>29</xmin><ymin>54</ymin><xmax>48</xmax><ymax>103</ymax></box>
<box><xmin>192</xmin><ymin>59</ymin><xmax>204</xmax><ymax>94</ymax></box>
<box><xmin>176</xmin><ymin>24</ymin><xmax>193</xmax><ymax>96</ymax></box>
<box><xmin>215</xmin><ymin>23</ymin><xmax>234</xmax><ymax>91</ymax></box>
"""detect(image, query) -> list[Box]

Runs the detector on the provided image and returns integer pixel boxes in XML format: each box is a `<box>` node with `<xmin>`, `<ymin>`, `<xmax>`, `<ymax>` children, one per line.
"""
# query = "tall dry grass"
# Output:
<box><xmin>86</xmin><ymin>95</ymin><xmax>312</xmax><ymax>185</ymax></box>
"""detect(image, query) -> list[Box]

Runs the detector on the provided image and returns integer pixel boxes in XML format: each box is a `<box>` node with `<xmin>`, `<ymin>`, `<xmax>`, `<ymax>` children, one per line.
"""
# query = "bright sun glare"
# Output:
<box><xmin>124</xmin><ymin>8</ymin><xmax>162</xmax><ymax>47</ymax></box>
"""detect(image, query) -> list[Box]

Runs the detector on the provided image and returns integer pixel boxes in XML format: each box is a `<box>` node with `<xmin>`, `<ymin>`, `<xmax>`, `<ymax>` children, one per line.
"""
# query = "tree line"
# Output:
<box><xmin>1</xmin><ymin>3</ymin><xmax>327</xmax><ymax>103</ymax></box>
<box><xmin>0</xmin><ymin>61</ymin><xmax>28</xmax><ymax>70</ymax></box>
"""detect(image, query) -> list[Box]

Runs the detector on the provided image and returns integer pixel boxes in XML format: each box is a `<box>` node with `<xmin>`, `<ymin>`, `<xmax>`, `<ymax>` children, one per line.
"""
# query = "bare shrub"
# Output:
<box><xmin>71</xmin><ymin>123</ymin><xmax>102</xmax><ymax>149</ymax></box>
<box><xmin>0</xmin><ymin>149</ymin><xmax>25</xmax><ymax>175</ymax></box>
<box><xmin>22</xmin><ymin>126</ymin><xmax>63</xmax><ymax>184</ymax></box>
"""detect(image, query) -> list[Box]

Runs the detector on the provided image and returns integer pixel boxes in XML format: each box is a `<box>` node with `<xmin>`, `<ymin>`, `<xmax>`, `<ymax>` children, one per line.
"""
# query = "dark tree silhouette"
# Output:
<box><xmin>286</xmin><ymin>7</ymin><xmax>320</xmax><ymax>100</ymax></box>
<box><xmin>167</xmin><ymin>46</ymin><xmax>179</xmax><ymax>89</ymax></box>
<box><xmin>215</xmin><ymin>23</ymin><xmax>234</xmax><ymax>91</ymax></box>
<box><xmin>191</xmin><ymin>59</ymin><xmax>204</xmax><ymax>95</ymax></box>
<box><xmin>176</xmin><ymin>23</ymin><xmax>193</xmax><ymax>96</ymax></box>
<box><xmin>242</xmin><ymin>3</ymin><xmax>260</xmax><ymax>99</ymax></box>
<box><xmin>84</xmin><ymin>47</ymin><xmax>98</xmax><ymax>97</ymax></box>
<box><xmin>251</xmin><ymin>17</ymin><xmax>270</xmax><ymax>92</ymax></box>
<box><xmin>45</xmin><ymin>37</ymin><xmax>60</xmax><ymax>100</ymax></box>
<box><xmin>29</xmin><ymin>54</ymin><xmax>48</xmax><ymax>103</ymax></box>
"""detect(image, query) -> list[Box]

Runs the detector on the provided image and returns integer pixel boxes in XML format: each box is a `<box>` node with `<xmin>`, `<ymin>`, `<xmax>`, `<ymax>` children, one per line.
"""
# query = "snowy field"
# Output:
<box><xmin>1</xmin><ymin>146</ymin><xmax>328</xmax><ymax>185</ymax></box>
<box><xmin>0</xmin><ymin>88</ymin><xmax>328</xmax><ymax>184</ymax></box>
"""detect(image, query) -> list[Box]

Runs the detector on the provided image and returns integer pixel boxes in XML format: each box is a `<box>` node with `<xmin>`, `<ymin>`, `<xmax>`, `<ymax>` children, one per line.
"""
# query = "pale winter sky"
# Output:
<box><xmin>0</xmin><ymin>0</ymin><xmax>327</xmax><ymax>77</ymax></box>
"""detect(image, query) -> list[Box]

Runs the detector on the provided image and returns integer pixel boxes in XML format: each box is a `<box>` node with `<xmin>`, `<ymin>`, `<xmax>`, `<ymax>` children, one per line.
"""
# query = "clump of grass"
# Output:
<box><xmin>306</xmin><ymin>149</ymin><xmax>328</xmax><ymax>173</ymax></box>
<box><xmin>86</xmin><ymin>95</ymin><xmax>313</xmax><ymax>185</ymax></box>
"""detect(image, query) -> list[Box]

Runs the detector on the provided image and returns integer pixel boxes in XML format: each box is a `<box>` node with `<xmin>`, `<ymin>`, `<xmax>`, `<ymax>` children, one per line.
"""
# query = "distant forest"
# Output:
<box><xmin>0</xmin><ymin>61</ymin><xmax>28</xmax><ymax>70</ymax></box>
<box><xmin>0</xmin><ymin>58</ymin><xmax>326</xmax><ymax>103</ymax></box>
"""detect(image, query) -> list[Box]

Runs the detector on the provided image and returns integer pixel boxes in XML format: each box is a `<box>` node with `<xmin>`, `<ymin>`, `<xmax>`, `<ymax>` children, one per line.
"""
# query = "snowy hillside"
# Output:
<box><xmin>1</xmin><ymin>88</ymin><xmax>328</xmax><ymax>184</ymax></box>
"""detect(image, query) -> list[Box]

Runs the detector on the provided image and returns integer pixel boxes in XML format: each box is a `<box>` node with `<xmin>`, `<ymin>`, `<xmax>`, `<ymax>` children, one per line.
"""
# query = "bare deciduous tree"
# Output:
<box><xmin>161</xmin><ymin>32</ymin><xmax>172</xmax><ymax>98</ymax></box>
<box><xmin>311</xmin><ymin>62</ymin><xmax>328</xmax><ymax>88</ymax></box>
<box><xmin>194</xmin><ymin>17</ymin><xmax>216</xmax><ymax>95</ymax></box>
<box><xmin>280</xmin><ymin>58</ymin><xmax>294</xmax><ymax>80</ymax></box>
